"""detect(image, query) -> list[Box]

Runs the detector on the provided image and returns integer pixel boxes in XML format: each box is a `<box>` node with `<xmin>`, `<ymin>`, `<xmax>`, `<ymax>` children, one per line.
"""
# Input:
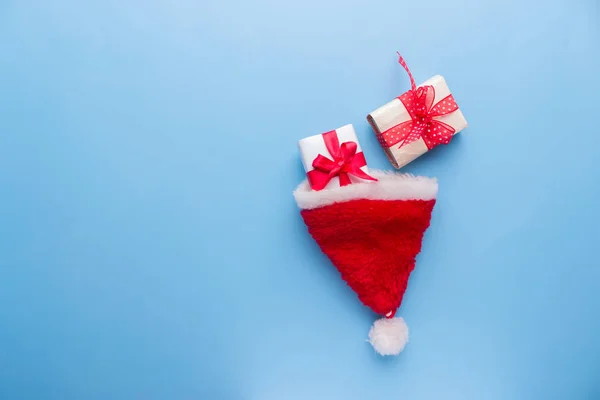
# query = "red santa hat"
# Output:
<box><xmin>294</xmin><ymin>171</ymin><xmax>437</xmax><ymax>356</ymax></box>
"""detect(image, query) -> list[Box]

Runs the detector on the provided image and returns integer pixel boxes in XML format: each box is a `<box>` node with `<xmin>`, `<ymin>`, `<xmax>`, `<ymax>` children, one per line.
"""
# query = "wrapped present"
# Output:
<box><xmin>367</xmin><ymin>53</ymin><xmax>468</xmax><ymax>169</ymax></box>
<box><xmin>298</xmin><ymin>124</ymin><xmax>377</xmax><ymax>191</ymax></box>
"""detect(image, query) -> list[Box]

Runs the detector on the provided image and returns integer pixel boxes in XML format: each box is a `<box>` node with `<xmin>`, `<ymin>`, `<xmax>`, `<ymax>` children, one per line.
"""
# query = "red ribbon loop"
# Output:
<box><xmin>307</xmin><ymin>131</ymin><xmax>377</xmax><ymax>191</ymax></box>
<box><xmin>380</xmin><ymin>53</ymin><xmax>459</xmax><ymax>150</ymax></box>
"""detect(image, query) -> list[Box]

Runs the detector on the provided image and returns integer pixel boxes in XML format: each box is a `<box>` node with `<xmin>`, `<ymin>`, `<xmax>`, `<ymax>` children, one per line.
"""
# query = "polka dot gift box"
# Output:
<box><xmin>367</xmin><ymin>53</ymin><xmax>468</xmax><ymax>169</ymax></box>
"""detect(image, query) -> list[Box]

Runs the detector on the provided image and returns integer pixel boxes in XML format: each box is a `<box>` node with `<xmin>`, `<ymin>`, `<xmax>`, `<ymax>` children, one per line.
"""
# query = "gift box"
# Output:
<box><xmin>298</xmin><ymin>124</ymin><xmax>377</xmax><ymax>191</ymax></box>
<box><xmin>367</xmin><ymin>54</ymin><xmax>468</xmax><ymax>169</ymax></box>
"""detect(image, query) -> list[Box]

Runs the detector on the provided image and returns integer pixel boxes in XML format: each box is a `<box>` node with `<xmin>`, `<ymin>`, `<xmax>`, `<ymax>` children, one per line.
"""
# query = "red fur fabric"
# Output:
<box><xmin>301</xmin><ymin>198</ymin><xmax>435</xmax><ymax>316</ymax></box>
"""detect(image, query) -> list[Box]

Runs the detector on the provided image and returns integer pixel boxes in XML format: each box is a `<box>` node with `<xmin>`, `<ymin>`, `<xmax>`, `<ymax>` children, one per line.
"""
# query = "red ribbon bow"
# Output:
<box><xmin>380</xmin><ymin>53</ymin><xmax>459</xmax><ymax>150</ymax></box>
<box><xmin>307</xmin><ymin>130</ymin><xmax>377</xmax><ymax>191</ymax></box>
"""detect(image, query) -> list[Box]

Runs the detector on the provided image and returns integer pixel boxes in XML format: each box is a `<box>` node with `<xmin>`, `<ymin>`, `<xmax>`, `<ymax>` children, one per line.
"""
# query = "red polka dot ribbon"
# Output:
<box><xmin>380</xmin><ymin>53</ymin><xmax>459</xmax><ymax>150</ymax></box>
<box><xmin>308</xmin><ymin>131</ymin><xmax>377</xmax><ymax>191</ymax></box>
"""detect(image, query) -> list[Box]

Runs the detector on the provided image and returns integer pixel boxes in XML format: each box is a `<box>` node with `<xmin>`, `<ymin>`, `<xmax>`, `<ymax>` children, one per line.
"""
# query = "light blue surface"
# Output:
<box><xmin>1</xmin><ymin>1</ymin><xmax>599</xmax><ymax>398</ymax></box>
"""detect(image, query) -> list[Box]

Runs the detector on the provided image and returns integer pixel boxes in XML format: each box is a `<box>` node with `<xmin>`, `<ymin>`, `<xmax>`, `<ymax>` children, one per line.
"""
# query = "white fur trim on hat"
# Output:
<box><xmin>294</xmin><ymin>170</ymin><xmax>438</xmax><ymax>210</ymax></box>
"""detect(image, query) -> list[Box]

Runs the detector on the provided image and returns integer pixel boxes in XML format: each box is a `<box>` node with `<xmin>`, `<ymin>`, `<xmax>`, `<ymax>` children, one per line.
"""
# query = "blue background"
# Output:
<box><xmin>0</xmin><ymin>0</ymin><xmax>599</xmax><ymax>398</ymax></box>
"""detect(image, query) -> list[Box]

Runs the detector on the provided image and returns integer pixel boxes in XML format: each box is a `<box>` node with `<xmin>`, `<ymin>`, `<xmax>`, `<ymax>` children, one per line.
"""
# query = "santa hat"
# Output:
<box><xmin>294</xmin><ymin>171</ymin><xmax>437</xmax><ymax>356</ymax></box>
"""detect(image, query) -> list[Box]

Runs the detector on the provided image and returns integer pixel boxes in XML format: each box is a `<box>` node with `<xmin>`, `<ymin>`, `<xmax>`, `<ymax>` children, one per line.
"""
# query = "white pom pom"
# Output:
<box><xmin>368</xmin><ymin>317</ymin><xmax>409</xmax><ymax>356</ymax></box>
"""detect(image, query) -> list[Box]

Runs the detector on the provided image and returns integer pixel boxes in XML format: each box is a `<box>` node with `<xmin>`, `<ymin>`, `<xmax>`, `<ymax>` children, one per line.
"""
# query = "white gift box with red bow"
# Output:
<box><xmin>298</xmin><ymin>124</ymin><xmax>376</xmax><ymax>191</ymax></box>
